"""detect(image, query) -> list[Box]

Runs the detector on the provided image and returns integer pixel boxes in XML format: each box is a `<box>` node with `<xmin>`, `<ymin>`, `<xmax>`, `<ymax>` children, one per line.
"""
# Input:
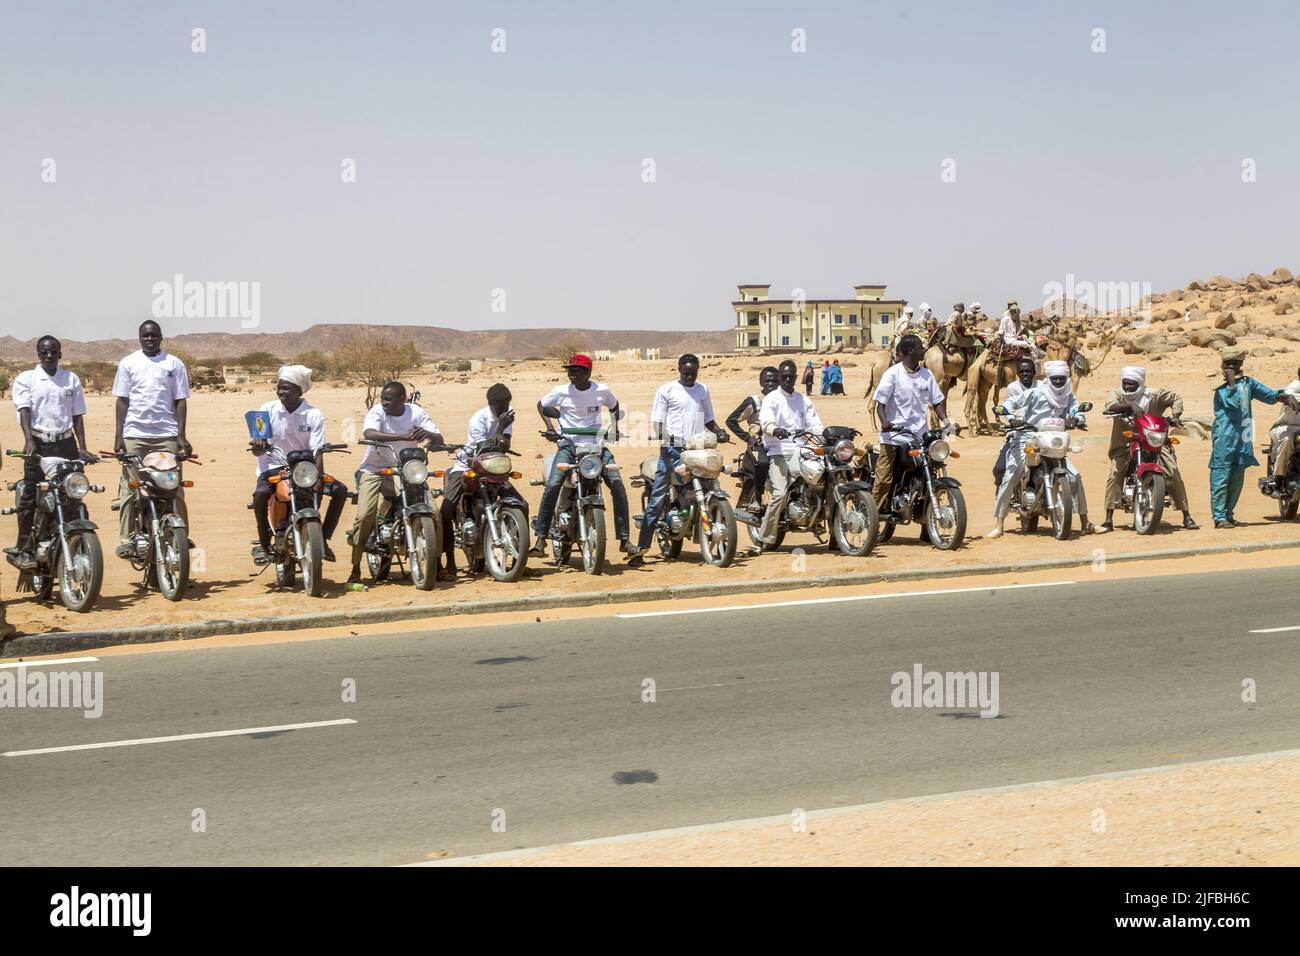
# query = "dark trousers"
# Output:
<box><xmin>252</xmin><ymin>470</ymin><xmax>348</xmax><ymax>549</ymax></box>
<box><xmin>440</xmin><ymin>470</ymin><xmax>526</xmax><ymax>569</ymax></box>
<box><xmin>993</xmin><ymin>438</ymin><xmax>1011</xmax><ymax>488</ymax></box>
<box><xmin>16</xmin><ymin>436</ymin><xmax>79</xmax><ymax>547</ymax></box>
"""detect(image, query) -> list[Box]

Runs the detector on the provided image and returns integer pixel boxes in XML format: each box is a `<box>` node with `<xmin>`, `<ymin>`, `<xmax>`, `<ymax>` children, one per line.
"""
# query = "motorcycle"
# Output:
<box><xmin>745</xmin><ymin>427</ymin><xmax>880</xmax><ymax>556</ymax></box>
<box><xmin>870</xmin><ymin>426</ymin><xmax>967</xmax><ymax>550</ymax></box>
<box><xmin>532</xmin><ymin>427</ymin><xmax>613</xmax><ymax>575</ymax></box>
<box><xmin>1261</xmin><ymin>433</ymin><xmax>1300</xmax><ymax>520</ymax></box>
<box><xmin>731</xmin><ymin>425</ymin><xmax>769</xmax><ymax>520</ymax></box>
<box><xmin>2</xmin><ymin>449</ymin><xmax>106</xmax><ymax>611</ymax></box>
<box><xmin>438</xmin><ymin>440</ymin><xmax>529</xmax><ymax>582</ymax></box>
<box><xmin>354</xmin><ymin>440</ymin><xmax>441</xmax><ymax>589</ymax></box>
<box><xmin>102</xmin><ymin>447</ymin><xmax>197</xmax><ymax>601</ymax></box>
<box><xmin>1106</xmin><ymin>409</ymin><xmax>1176</xmax><ymax>533</ymax></box>
<box><xmin>997</xmin><ymin>404</ymin><xmax>1092</xmax><ymax>539</ymax></box>
<box><xmin>631</xmin><ymin>432</ymin><xmax>738</xmax><ymax>568</ymax></box>
<box><xmin>251</xmin><ymin>441</ymin><xmax>349</xmax><ymax>597</ymax></box>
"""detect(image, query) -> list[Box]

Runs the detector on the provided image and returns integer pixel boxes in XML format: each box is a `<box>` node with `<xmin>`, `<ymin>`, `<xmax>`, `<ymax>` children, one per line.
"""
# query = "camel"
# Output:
<box><xmin>963</xmin><ymin>324</ymin><xmax>1121</xmax><ymax>435</ymax></box>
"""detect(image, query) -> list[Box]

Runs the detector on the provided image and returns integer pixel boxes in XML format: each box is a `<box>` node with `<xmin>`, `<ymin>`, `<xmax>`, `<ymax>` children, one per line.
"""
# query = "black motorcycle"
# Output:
<box><xmin>103</xmin><ymin>447</ymin><xmax>196</xmax><ymax>601</ymax></box>
<box><xmin>3</xmin><ymin>449</ymin><xmax>106</xmax><ymax>611</ymax></box>
<box><xmin>870</xmin><ymin>426</ymin><xmax>967</xmax><ymax>550</ymax></box>
<box><xmin>355</xmin><ymin>440</ymin><xmax>441</xmax><ymax>589</ymax></box>
<box><xmin>533</xmin><ymin>427</ymin><xmax>613</xmax><ymax>575</ymax></box>
<box><xmin>1262</xmin><ymin>437</ymin><xmax>1300</xmax><ymax>520</ymax></box>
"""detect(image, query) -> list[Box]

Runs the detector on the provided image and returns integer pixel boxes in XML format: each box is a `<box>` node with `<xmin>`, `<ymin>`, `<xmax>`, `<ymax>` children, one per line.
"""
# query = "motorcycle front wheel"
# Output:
<box><xmin>1050</xmin><ymin>473</ymin><xmax>1073</xmax><ymax>540</ymax></box>
<box><xmin>580</xmin><ymin>505</ymin><xmax>606</xmax><ymax>574</ymax></box>
<box><xmin>409</xmin><ymin>515</ymin><xmax>438</xmax><ymax>591</ymax></box>
<box><xmin>154</xmin><ymin>525</ymin><xmax>190</xmax><ymax>601</ymax></box>
<box><xmin>485</xmin><ymin>506</ymin><xmax>528</xmax><ymax>582</ymax></box>
<box><xmin>924</xmin><ymin>486</ymin><xmax>967</xmax><ymax>550</ymax></box>
<box><xmin>701</xmin><ymin>498</ymin><xmax>738</xmax><ymax>567</ymax></box>
<box><xmin>832</xmin><ymin>489</ymin><xmax>879</xmax><ymax>557</ymax></box>
<box><xmin>1135</xmin><ymin>473</ymin><xmax>1165</xmax><ymax>534</ymax></box>
<box><xmin>58</xmin><ymin>530</ymin><xmax>103</xmax><ymax>612</ymax></box>
<box><xmin>300</xmin><ymin>521</ymin><xmax>325</xmax><ymax>597</ymax></box>
<box><xmin>1281</xmin><ymin>490</ymin><xmax>1299</xmax><ymax>520</ymax></box>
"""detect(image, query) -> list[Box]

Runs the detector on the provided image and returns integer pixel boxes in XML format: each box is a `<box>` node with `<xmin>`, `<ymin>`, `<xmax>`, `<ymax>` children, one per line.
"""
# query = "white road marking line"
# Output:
<box><xmin>615</xmin><ymin>580</ymin><xmax>1075</xmax><ymax>618</ymax></box>
<box><xmin>0</xmin><ymin>656</ymin><xmax>99</xmax><ymax>669</ymax></box>
<box><xmin>2</xmin><ymin>718</ymin><xmax>357</xmax><ymax>758</ymax></box>
<box><xmin>409</xmin><ymin>746</ymin><xmax>1300</xmax><ymax>867</ymax></box>
<box><xmin>1248</xmin><ymin>625</ymin><xmax>1300</xmax><ymax>633</ymax></box>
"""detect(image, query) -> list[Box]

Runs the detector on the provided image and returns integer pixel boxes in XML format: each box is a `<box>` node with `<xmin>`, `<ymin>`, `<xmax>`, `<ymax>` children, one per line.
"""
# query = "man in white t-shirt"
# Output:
<box><xmin>754</xmin><ymin>359</ymin><xmax>825</xmax><ymax>551</ymax></box>
<box><xmin>632</xmin><ymin>353</ymin><xmax>731</xmax><ymax>564</ymax></box>
<box><xmin>6</xmin><ymin>335</ymin><xmax>97</xmax><ymax>570</ymax></box>
<box><xmin>248</xmin><ymin>365</ymin><xmax>350</xmax><ymax>566</ymax></box>
<box><xmin>440</xmin><ymin>383</ymin><xmax>524</xmax><ymax>579</ymax></box>
<box><xmin>872</xmin><ymin>333</ymin><xmax>953</xmax><ymax>515</ymax></box>
<box><xmin>531</xmin><ymin>353</ymin><xmax>633</xmax><ymax>557</ymax></box>
<box><xmin>112</xmin><ymin>320</ymin><xmax>193</xmax><ymax>557</ymax></box>
<box><xmin>346</xmin><ymin>381</ymin><xmax>441</xmax><ymax>583</ymax></box>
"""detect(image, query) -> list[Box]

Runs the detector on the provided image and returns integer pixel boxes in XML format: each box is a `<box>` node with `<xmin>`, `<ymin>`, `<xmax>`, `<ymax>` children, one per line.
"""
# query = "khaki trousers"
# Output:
<box><xmin>349</xmin><ymin>472</ymin><xmax>393</xmax><ymax>565</ymax></box>
<box><xmin>1103</xmin><ymin>447</ymin><xmax>1189</xmax><ymax>512</ymax></box>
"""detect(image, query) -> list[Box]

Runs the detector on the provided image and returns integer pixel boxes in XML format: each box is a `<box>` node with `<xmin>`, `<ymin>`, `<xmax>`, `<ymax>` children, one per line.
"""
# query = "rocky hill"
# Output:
<box><xmin>0</xmin><ymin>324</ymin><xmax>735</xmax><ymax>364</ymax></box>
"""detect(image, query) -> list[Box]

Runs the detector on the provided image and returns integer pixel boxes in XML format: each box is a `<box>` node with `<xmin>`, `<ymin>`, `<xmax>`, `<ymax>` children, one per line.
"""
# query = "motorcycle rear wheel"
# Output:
<box><xmin>744</xmin><ymin>518</ymin><xmax>784</xmax><ymax>551</ymax></box>
<box><xmin>1281</xmin><ymin>494</ymin><xmax>1299</xmax><ymax>520</ymax></box>
<box><xmin>1135</xmin><ymin>473</ymin><xmax>1165</xmax><ymax>534</ymax></box>
<box><xmin>1050</xmin><ymin>474</ymin><xmax>1073</xmax><ymax>540</ymax></box>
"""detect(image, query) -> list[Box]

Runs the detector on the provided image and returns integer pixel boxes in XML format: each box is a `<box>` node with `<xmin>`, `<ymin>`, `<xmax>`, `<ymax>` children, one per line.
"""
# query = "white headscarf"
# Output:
<box><xmin>919</xmin><ymin>302</ymin><xmax>934</xmax><ymax>322</ymax></box>
<box><xmin>1043</xmin><ymin>359</ymin><xmax>1073</xmax><ymax>408</ymax></box>
<box><xmin>1120</xmin><ymin>366</ymin><xmax>1146</xmax><ymax>392</ymax></box>
<box><xmin>970</xmin><ymin>302</ymin><xmax>982</xmax><ymax>314</ymax></box>
<box><xmin>277</xmin><ymin>365</ymin><xmax>313</xmax><ymax>394</ymax></box>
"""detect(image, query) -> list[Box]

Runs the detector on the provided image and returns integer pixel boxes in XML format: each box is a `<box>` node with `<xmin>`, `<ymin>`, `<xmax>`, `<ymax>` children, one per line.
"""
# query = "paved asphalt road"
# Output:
<box><xmin>2</xmin><ymin>565</ymin><xmax>1298</xmax><ymax>866</ymax></box>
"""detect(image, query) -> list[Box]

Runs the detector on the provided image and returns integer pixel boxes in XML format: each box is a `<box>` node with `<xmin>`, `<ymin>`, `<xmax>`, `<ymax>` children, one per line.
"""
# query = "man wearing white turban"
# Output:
<box><xmin>1101</xmin><ymin>366</ymin><xmax>1197</xmax><ymax>531</ymax></box>
<box><xmin>987</xmin><ymin>359</ymin><xmax>1101</xmax><ymax>538</ymax></box>
<box><xmin>247</xmin><ymin>366</ymin><xmax>349</xmax><ymax>565</ymax></box>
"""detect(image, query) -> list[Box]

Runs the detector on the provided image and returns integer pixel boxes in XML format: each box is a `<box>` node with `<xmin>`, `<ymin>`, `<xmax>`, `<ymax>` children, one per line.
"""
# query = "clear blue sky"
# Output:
<box><xmin>2</xmin><ymin>0</ymin><xmax>1296</xmax><ymax>339</ymax></box>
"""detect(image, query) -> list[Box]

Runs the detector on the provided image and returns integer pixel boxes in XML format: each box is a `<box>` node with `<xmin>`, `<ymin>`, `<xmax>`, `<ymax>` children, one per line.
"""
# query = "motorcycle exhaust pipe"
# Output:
<box><xmin>733</xmin><ymin>509</ymin><xmax>762</xmax><ymax>527</ymax></box>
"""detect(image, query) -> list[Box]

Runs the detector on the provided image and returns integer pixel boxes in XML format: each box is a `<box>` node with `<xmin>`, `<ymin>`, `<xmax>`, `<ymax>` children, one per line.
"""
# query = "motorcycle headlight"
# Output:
<box><xmin>834</xmin><ymin>439</ymin><xmax>856</xmax><ymax>463</ymax></box>
<box><xmin>928</xmin><ymin>440</ymin><xmax>950</xmax><ymax>462</ymax></box>
<box><xmin>401</xmin><ymin>459</ymin><xmax>429</xmax><ymax>485</ymax></box>
<box><xmin>1143</xmin><ymin>428</ymin><xmax>1167</xmax><ymax>447</ymax></box>
<box><xmin>578</xmin><ymin>454</ymin><xmax>603</xmax><ymax>479</ymax></box>
<box><xmin>63</xmin><ymin>472</ymin><xmax>90</xmax><ymax>500</ymax></box>
<box><xmin>150</xmin><ymin>469</ymin><xmax>180</xmax><ymax>491</ymax></box>
<box><xmin>292</xmin><ymin>461</ymin><xmax>320</xmax><ymax>489</ymax></box>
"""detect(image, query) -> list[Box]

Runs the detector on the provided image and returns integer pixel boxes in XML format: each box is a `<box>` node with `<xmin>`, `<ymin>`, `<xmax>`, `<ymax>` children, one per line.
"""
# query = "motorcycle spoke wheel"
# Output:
<box><xmin>156</xmin><ymin>525</ymin><xmax>190</xmax><ymax>601</ymax></box>
<box><xmin>58</xmin><ymin>531</ymin><xmax>103</xmax><ymax>612</ymax></box>
<box><xmin>485</xmin><ymin>507</ymin><xmax>528</xmax><ymax>582</ymax></box>
<box><xmin>580</xmin><ymin>507</ymin><xmax>606</xmax><ymax>574</ymax></box>
<box><xmin>702</xmin><ymin>498</ymin><xmax>738</xmax><ymax>567</ymax></box>
<box><xmin>924</xmin><ymin>487</ymin><xmax>967</xmax><ymax>551</ymax></box>
<box><xmin>833</xmin><ymin>490</ymin><xmax>879</xmax><ymax>557</ymax></box>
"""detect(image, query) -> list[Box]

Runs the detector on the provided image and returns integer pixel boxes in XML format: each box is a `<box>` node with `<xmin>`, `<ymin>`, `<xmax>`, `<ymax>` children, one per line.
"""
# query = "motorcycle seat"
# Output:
<box><xmin>639</xmin><ymin>457</ymin><xmax>659</xmax><ymax>482</ymax></box>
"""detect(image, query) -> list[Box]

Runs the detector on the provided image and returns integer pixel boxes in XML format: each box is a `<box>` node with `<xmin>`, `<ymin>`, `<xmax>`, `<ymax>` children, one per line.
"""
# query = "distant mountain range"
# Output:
<box><xmin>0</xmin><ymin>324</ymin><xmax>736</xmax><ymax>364</ymax></box>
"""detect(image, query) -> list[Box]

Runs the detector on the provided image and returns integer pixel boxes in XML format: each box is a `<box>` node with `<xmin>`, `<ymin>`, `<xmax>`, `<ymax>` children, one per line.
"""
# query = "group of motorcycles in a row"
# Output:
<box><xmin>9</xmin><ymin>403</ymin><xmax>1298</xmax><ymax>611</ymax></box>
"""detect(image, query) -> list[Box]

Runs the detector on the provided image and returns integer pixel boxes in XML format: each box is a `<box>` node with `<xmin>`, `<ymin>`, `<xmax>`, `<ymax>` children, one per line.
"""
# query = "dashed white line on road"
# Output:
<box><xmin>2</xmin><ymin>718</ymin><xmax>358</xmax><ymax>757</ymax></box>
<box><xmin>1248</xmin><ymin>625</ymin><xmax>1300</xmax><ymax>633</ymax></box>
<box><xmin>0</xmin><ymin>656</ymin><xmax>99</xmax><ymax>669</ymax></box>
<box><xmin>616</xmin><ymin>581</ymin><xmax>1075</xmax><ymax>618</ymax></box>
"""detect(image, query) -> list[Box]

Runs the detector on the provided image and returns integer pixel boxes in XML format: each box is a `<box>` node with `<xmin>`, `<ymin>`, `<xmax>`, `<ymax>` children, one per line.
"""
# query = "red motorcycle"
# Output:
<box><xmin>1105</xmin><ymin>410</ymin><xmax>1179</xmax><ymax>533</ymax></box>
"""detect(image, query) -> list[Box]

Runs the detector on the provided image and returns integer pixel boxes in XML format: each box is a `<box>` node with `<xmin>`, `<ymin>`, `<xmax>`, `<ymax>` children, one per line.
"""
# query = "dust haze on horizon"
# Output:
<box><xmin>1</xmin><ymin>0</ymin><xmax>1296</xmax><ymax>341</ymax></box>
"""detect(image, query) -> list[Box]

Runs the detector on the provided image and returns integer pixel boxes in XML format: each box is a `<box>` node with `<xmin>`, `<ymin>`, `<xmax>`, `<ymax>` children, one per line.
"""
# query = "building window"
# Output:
<box><xmin>834</xmin><ymin>335</ymin><xmax>843</xmax><ymax>344</ymax></box>
<box><xmin>781</xmin><ymin>336</ymin><xmax>790</xmax><ymax>346</ymax></box>
<box><xmin>880</xmin><ymin>313</ymin><xmax>892</xmax><ymax>324</ymax></box>
<box><xmin>849</xmin><ymin>315</ymin><xmax>858</xmax><ymax>324</ymax></box>
<box><xmin>834</xmin><ymin>314</ymin><xmax>844</xmax><ymax>325</ymax></box>
<box><xmin>781</xmin><ymin>314</ymin><xmax>790</xmax><ymax>324</ymax></box>
<box><xmin>748</xmin><ymin>335</ymin><xmax>760</xmax><ymax>347</ymax></box>
<box><xmin>881</xmin><ymin>334</ymin><xmax>890</xmax><ymax>345</ymax></box>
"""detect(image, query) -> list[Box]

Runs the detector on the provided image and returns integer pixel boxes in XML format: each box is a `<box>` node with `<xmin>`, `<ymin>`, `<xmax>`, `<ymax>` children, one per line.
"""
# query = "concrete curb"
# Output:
<box><xmin>4</xmin><ymin>537</ymin><xmax>1299</xmax><ymax>657</ymax></box>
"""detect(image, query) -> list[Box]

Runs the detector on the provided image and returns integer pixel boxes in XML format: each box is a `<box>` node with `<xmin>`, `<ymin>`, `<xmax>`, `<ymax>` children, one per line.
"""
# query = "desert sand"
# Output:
<box><xmin>3</xmin><ymin>291</ymin><xmax>1300</xmax><ymax>639</ymax></box>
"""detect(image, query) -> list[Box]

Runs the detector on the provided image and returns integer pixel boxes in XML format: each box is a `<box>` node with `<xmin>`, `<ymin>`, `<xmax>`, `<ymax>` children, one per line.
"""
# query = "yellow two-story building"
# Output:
<box><xmin>732</xmin><ymin>284</ymin><xmax>907</xmax><ymax>352</ymax></box>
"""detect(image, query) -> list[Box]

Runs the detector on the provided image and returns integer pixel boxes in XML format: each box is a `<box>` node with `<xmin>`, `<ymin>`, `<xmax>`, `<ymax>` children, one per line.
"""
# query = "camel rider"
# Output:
<box><xmin>988</xmin><ymin>359</ymin><xmax>1102</xmax><ymax>539</ymax></box>
<box><xmin>1101</xmin><ymin>366</ymin><xmax>1197</xmax><ymax>532</ymax></box>
<box><xmin>726</xmin><ymin>366</ymin><xmax>780</xmax><ymax>513</ymax></box>
<box><xmin>995</xmin><ymin>301</ymin><xmax>1040</xmax><ymax>358</ymax></box>
<box><xmin>894</xmin><ymin>305</ymin><xmax>916</xmax><ymax>345</ymax></box>
<box><xmin>992</xmin><ymin>357</ymin><xmax>1037</xmax><ymax>489</ymax></box>
<box><xmin>942</xmin><ymin>303</ymin><xmax>980</xmax><ymax>353</ymax></box>
<box><xmin>1265</xmin><ymin>370</ymin><xmax>1300</xmax><ymax>496</ymax></box>
<box><xmin>947</xmin><ymin>303</ymin><xmax>965</xmax><ymax>329</ymax></box>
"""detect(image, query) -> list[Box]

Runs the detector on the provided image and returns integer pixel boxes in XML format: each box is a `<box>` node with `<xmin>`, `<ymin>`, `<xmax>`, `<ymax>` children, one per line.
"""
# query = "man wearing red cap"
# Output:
<box><xmin>531</xmin><ymin>354</ymin><xmax>638</xmax><ymax>560</ymax></box>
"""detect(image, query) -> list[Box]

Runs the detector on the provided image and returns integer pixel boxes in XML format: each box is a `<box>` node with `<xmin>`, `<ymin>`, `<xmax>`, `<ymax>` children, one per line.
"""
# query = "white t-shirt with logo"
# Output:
<box><xmin>253</xmin><ymin>399</ymin><xmax>327</xmax><ymax>477</ymax></box>
<box><xmin>359</xmin><ymin>402</ymin><xmax>437</xmax><ymax>474</ymax></box>
<box><xmin>873</xmin><ymin>363</ymin><xmax>945</xmax><ymax>446</ymax></box>
<box><xmin>651</xmin><ymin>380</ymin><xmax>715</xmax><ymax>442</ymax></box>
<box><xmin>112</xmin><ymin>349</ymin><xmax>191</xmax><ymax>439</ymax></box>
<box><xmin>540</xmin><ymin>381</ymin><xmax>618</xmax><ymax>431</ymax></box>
<box><xmin>759</xmin><ymin>388</ymin><xmax>825</xmax><ymax>456</ymax></box>
<box><xmin>12</xmin><ymin>366</ymin><xmax>87</xmax><ymax>435</ymax></box>
<box><xmin>451</xmin><ymin>405</ymin><xmax>513</xmax><ymax>474</ymax></box>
